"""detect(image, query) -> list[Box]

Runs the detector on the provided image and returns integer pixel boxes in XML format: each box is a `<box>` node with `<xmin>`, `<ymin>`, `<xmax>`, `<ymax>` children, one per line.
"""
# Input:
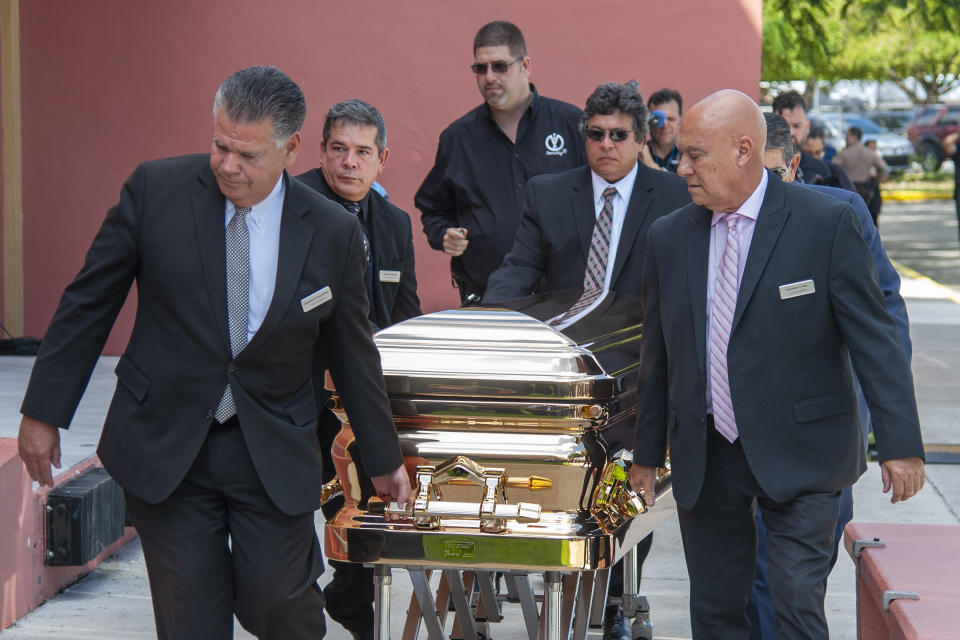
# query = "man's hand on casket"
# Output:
<box><xmin>372</xmin><ymin>464</ymin><xmax>412</xmax><ymax>520</ymax></box>
<box><xmin>628</xmin><ymin>464</ymin><xmax>657</xmax><ymax>507</ymax></box>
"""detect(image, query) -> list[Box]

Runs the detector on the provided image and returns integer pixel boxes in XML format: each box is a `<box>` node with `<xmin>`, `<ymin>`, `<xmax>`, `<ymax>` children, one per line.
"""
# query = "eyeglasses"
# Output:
<box><xmin>770</xmin><ymin>167</ymin><xmax>789</xmax><ymax>179</ymax></box>
<box><xmin>584</xmin><ymin>128</ymin><xmax>634</xmax><ymax>143</ymax></box>
<box><xmin>470</xmin><ymin>57</ymin><xmax>522</xmax><ymax>75</ymax></box>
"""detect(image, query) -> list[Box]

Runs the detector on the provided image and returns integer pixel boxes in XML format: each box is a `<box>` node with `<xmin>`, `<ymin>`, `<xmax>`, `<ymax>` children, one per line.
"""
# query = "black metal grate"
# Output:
<box><xmin>45</xmin><ymin>467</ymin><xmax>126</xmax><ymax>566</ymax></box>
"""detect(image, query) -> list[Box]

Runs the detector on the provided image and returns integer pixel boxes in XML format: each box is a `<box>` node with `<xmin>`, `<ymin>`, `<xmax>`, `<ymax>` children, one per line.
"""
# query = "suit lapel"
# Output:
<box><xmin>366</xmin><ymin>196</ymin><xmax>390</xmax><ymax>326</ymax></box>
<box><xmin>243</xmin><ymin>173</ymin><xmax>314</xmax><ymax>355</ymax></box>
<box><xmin>611</xmin><ymin>164</ymin><xmax>654</xmax><ymax>284</ymax></box>
<box><xmin>732</xmin><ymin>181</ymin><xmax>789</xmax><ymax>330</ymax></box>
<box><xmin>312</xmin><ymin>172</ymin><xmax>385</xmax><ymax>326</ymax></box>
<box><xmin>193</xmin><ymin>168</ymin><xmax>231</xmax><ymax>355</ymax></box>
<box><xmin>686</xmin><ymin>206</ymin><xmax>711</xmax><ymax>373</ymax></box>
<box><xmin>570</xmin><ymin>167</ymin><xmax>596</xmax><ymax>258</ymax></box>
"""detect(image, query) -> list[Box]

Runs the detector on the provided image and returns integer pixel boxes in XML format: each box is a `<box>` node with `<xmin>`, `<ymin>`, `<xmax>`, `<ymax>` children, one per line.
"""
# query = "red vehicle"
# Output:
<box><xmin>906</xmin><ymin>104</ymin><xmax>960</xmax><ymax>170</ymax></box>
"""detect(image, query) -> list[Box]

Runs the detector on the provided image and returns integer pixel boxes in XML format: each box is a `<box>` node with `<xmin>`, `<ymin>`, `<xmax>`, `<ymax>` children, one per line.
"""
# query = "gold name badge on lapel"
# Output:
<box><xmin>778</xmin><ymin>279</ymin><xmax>815</xmax><ymax>300</ymax></box>
<box><xmin>379</xmin><ymin>270</ymin><xmax>401</xmax><ymax>283</ymax></box>
<box><xmin>301</xmin><ymin>286</ymin><xmax>332</xmax><ymax>312</ymax></box>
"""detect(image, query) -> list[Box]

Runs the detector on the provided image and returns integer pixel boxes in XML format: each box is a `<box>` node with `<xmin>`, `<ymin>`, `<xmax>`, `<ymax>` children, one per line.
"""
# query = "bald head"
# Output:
<box><xmin>676</xmin><ymin>89</ymin><xmax>766</xmax><ymax>212</ymax></box>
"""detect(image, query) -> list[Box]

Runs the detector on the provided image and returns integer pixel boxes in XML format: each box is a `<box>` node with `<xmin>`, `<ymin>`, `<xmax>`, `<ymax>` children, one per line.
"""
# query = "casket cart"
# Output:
<box><xmin>324</xmin><ymin>295</ymin><xmax>675</xmax><ymax>640</ymax></box>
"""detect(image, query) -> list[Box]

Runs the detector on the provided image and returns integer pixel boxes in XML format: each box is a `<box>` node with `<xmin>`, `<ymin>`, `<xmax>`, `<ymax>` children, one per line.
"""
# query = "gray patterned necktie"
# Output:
<box><xmin>549</xmin><ymin>186</ymin><xmax>617</xmax><ymax>326</ymax></box>
<box><xmin>214</xmin><ymin>206</ymin><xmax>251</xmax><ymax>423</ymax></box>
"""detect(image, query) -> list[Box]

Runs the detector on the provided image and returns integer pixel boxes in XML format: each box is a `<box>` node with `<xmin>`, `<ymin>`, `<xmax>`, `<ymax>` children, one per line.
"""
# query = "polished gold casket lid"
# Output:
<box><xmin>375</xmin><ymin>307</ymin><xmax>639</xmax><ymax>401</ymax></box>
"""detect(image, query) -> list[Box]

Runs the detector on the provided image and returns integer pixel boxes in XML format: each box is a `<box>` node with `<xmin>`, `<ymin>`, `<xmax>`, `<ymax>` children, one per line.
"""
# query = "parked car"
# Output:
<box><xmin>906</xmin><ymin>105</ymin><xmax>960</xmax><ymax>171</ymax></box>
<box><xmin>810</xmin><ymin>112</ymin><xmax>914</xmax><ymax>170</ymax></box>
<box><xmin>865</xmin><ymin>109</ymin><xmax>918</xmax><ymax>135</ymax></box>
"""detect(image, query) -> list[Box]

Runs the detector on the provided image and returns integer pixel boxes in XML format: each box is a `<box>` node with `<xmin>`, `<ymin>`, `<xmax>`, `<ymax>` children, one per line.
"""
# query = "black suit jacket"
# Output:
<box><xmin>295</xmin><ymin>169</ymin><xmax>420</xmax><ymax>330</ymax></box>
<box><xmin>483</xmin><ymin>163</ymin><xmax>690</xmax><ymax>303</ymax></box>
<box><xmin>633</xmin><ymin>176</ymin><xmax>923</xmax><ymax>509</ymax></box>
<box><xmin>20</xmin><ymin>154</ymin><xmax>402</xmax><ymax>516</ymax></box>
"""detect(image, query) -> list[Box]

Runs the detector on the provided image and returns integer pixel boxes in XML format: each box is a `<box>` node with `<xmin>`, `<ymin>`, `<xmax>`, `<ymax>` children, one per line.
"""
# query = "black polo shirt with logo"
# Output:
<box><xmin>415</xmin><ymin>85</ymin><xmax>586</xmax><ymax>295</ymax></box>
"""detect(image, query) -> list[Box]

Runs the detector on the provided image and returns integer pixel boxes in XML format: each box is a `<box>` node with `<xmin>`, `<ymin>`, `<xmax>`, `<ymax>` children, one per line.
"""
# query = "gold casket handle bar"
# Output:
<box><xmin>445</xmin><ymin>475</ymin><xmax>553</xmax><ymax>491</ymax></box>
<box><xmin>370</xmin><ymin>499</ymin><xmax>542</xmax><ymax>524</ymax></box>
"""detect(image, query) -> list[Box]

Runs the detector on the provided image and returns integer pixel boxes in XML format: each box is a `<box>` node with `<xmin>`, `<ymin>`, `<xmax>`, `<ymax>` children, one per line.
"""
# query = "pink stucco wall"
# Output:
<box><xmin>17</xmin><ymin>1</ymin><xmax>762</xmax><ymax>354</ymax></box>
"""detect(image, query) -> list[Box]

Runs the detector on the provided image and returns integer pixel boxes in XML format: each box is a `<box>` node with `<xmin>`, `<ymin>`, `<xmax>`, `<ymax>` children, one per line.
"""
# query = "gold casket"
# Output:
<box><xmin>324</xmin><ymin>293</ymin><xmax>674</xmax><ymax>574</ymax></box>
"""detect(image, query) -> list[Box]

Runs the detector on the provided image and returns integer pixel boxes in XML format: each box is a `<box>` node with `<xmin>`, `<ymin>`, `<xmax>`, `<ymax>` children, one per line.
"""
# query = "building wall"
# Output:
<box><xmin>17</xmin><ymin>0</ymin><xmax>761</xmax><ymax>354</ymax></box>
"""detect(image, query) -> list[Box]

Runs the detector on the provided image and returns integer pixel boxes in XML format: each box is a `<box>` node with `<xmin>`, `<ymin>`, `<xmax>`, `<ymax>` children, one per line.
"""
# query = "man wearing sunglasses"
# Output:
<box><xmin>484</xmin><ymin>82</ymin><xmax>688</xmax><ymax>310</ymax></box>
<box><xmin>416</xmin><ymin>20</ymin><xmax>586</xmax><ymax>304</ymax></box>
<box><xmin>483</xmin><ymin>82</ymin><xmax>689</xmax><ymax>640</ymax></box>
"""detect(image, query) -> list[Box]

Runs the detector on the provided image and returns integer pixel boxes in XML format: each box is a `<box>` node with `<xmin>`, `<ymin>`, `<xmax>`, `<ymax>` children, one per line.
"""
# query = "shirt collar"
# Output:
<box><xmin>228</xmin><ymin>173</ymin><xmax>285</xmax><ymax>228</ymax></box>
<box><xmin>711</xmin><ymin>170</ymin><xmax>767</xmax><ymax>226</ymax></box>
<box><xmin>326</xmin><ymin>181</ymin><xmax>370</xmax><ymax>216</ymax></box>
<box><xmin>590</xmin><ymin>159</ymin><xmax>639</xmax><ymax>206</ymax></box>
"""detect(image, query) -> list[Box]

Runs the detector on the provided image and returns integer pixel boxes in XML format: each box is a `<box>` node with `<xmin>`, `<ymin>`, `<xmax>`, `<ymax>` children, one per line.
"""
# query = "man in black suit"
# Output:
<box><xmin>17</xmin><ymin>67</ymin><xmax>410</xmax><ymax>640</ymax></box>
<box><xmin>484</xmin><ymin>82</ymin><xmax>689</xmax><ymax>306</ymax></box>
<box><xmin>297</xmin><ymin>98</ymin><xmax>421</xmax><ymax>640</ymax></box>
<box><xmin>297</xmin><ymin>99</ymin><xmax>420</xmax><ymax>331</ymax></box>
<box><xmin>485</xmin><ymin>82</ymin><xmax>688</xmax><ymax>640</ymax></box>
<box><xmin>629</xmin><ymin>90</ymin><xmax>925</xmax><ymax>638</ymax></box>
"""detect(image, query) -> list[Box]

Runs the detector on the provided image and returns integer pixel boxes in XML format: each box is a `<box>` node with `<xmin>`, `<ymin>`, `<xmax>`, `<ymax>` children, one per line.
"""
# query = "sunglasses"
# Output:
<box><xmin>770</xmin><ymin>167</ymin><xmax>789</xmax><ymax>179</ymax></box>
<box><xmin>470</xmin><ymin>57</ymin><xmax>522</xmax><ymax>75</ymax></box>
<box><xmin>584</xmin><ymin>128</ymin><xmax>634</xmax><ymax>143</ymax></box>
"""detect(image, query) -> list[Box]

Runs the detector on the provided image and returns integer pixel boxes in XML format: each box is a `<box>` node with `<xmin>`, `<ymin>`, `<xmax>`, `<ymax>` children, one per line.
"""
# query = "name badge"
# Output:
<box><xmin>379</xmin><ymin>270</ymin><xmax>401</xmax><ymax>283</ymax></box>
<box><xmin>779</xmin><ymin>279</ymin><xmax>815</xmax><ymax>300</ymax></box>
<box><xmin>301</xmin><ymin>286</ymin><xmax>332</xmax><ymax>312</ymax></box>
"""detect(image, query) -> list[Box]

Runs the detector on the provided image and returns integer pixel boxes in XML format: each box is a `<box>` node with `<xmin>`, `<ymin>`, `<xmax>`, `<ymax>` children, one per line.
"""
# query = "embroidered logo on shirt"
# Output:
<box><xmin>545</xmin><ymin>133</ymin><xmax>567</xmax><ymax>156</ymax></box>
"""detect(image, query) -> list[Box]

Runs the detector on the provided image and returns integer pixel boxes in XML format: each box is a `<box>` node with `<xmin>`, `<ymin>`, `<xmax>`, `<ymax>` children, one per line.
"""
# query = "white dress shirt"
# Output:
<box><xmin>223</xmin><ymin>175</ymin><xmax>285</xmax><ymax>344</ymax></box>
<box><xmin>550</xmin><ymin>161</ymin><xmax>639</xmax><ymax>329</ymax></box>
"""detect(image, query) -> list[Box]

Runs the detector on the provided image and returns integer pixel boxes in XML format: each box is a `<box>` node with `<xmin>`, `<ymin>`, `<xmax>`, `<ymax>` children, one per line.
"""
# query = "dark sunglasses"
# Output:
<box><xmin>770</xmin><ymin>167</ymin><xmax>789</xmax><ymax>179</ymax></box>
<box><xmin>470</xmin><ymin>57</ymin><xmax>522</xmax><ymax>75</ymax></box>
<box><xmin>584</xmin><ymin>128</ymin><xmax>634</xmax><ymax>143</ymax></box>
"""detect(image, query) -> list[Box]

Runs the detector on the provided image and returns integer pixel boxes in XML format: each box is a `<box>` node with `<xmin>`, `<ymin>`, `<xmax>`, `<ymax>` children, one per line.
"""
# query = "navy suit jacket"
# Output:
<box><xmin>633</xmin><ymin>175</ymin><xmax>923</xmax><ymax>509</ymax></box>
<box><xmin>802</xmin><ymin>182</ymin><xmax>910</xmax><ymax>357</ymax></box>
<box><xmin>483</xmin><ymin>163</ymin><xmax>690</xmax><ymax>303</ymax></box>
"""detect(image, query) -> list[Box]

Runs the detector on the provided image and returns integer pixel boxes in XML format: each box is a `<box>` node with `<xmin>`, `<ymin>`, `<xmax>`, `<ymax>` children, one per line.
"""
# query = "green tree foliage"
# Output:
<box><xmin>763</xmin><ymin>0</ymin><xmax>960</xmax><ymax>104</ymax></box>
<box><xmin>762</xmin><ymin>0</ymin><xmax>833</xmax><ymax>86</ymax></box>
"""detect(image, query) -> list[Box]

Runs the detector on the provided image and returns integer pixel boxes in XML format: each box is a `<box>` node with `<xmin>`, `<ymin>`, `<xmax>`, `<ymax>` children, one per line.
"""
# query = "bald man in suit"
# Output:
<box><xmin>629</xmin><ymin>90</ymin><xmax>924</xmax><ymax>639</ymax></box>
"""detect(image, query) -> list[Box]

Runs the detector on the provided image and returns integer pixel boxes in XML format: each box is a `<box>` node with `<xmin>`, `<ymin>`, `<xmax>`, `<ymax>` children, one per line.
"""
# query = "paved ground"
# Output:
<box><xmin>2</xmin><ymin>198</ymin><xmax>958</xmax><ymax>639</ymax></box>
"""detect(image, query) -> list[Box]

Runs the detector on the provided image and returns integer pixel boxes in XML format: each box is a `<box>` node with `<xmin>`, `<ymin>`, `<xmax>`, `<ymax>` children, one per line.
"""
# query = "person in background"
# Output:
<box><xmin>834</xmin><ymin>126</ymin><xmax>888</xmax><ymax>224</ymax></box>
<box><xmin>803</xmin><ymin>123</ymin><xmax>857</xmax><ymax>192</ymax></box>
<box><xmin>942</xmin><ymin>131</ymin><xmax>960</xmax><ymax>245</ymax></box>
<box><xmin>646</xmin><ymin>88</ymin><xmax>683</xmax><ymax>172</ymax></box>
<box><xmin>416</xmin><ymin>20</ymin><xmax>586</xmax><ymax>303</ymax></box>
<box><xmin>747</xmin><ymin>112</ymin><xmax>912</xmax><ymax>639</ymax></box>
<box><xmin>773</xmin><ymin>91</ymin><xmax>839</xmax><ymax>187</ymax></box>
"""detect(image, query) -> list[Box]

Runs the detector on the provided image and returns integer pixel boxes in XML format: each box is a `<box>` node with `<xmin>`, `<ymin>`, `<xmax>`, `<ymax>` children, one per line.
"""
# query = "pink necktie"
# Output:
<box><xmin>550</xmin><ymin>186</ymin><xmax>617</xmax><ymax>326</ymax></box>
<box><xmin>710</xmin><ymin>212</ymin><xmax>740</xmax><ymax>442</ymax></box>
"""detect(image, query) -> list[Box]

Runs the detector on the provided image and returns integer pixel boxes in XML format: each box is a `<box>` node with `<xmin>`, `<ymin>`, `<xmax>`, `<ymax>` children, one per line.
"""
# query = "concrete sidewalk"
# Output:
<box><xmin>2</xmin><ymin>268</ymin><xmax>958</xmax><ymax>639</ymax></box>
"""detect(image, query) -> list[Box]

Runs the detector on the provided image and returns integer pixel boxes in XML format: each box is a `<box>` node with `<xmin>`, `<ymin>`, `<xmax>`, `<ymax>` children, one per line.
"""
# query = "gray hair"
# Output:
<box><xmin>323</xmin><ymin>99</ymin><xmax>387</xmax><ymax>154</ymax></box>
<box><xmin>213</xmin><ymin>66</ymin><xmax>306</xmax><ymax>147</ymax></box>
<box><xmin>580</xmin><ymin>82</ymin><xmax>650</xmax><ymax>142</ymax></box>
<box><xmin>764</xmin><ymin>112</ymin><xmax>795</xmax><ymax>161</ymax></box>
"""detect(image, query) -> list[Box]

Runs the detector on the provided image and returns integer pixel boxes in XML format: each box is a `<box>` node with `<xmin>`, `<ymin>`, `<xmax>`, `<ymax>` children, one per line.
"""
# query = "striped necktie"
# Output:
<box><xmin>710</xmin><ymin>212</ymin><xmax>741</xmax><ymax>442</ymax></box>
<box><xmin>550</xmin><ymin>186</ymin><xmax>617</xmax><ymax>326</ymax></box>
